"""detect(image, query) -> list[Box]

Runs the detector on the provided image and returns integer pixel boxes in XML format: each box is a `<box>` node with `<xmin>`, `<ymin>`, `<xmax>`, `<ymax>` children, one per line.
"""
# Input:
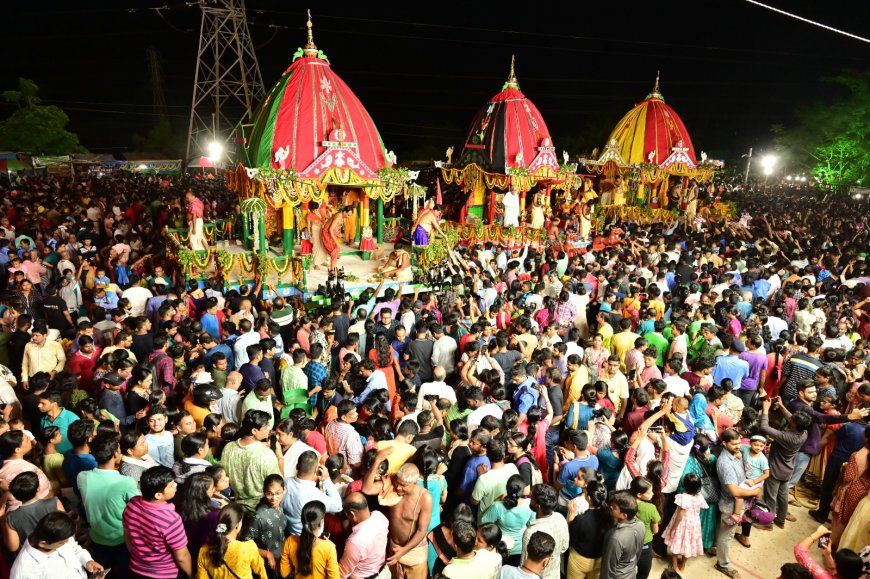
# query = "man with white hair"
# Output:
<box><xmin>363</xmin><ymin>454</ymin><xmax>432</xmax><ymax>579</ymax></box>
<box><xmin>415</xmin><ymin>366</ymin><xmax>456</xmax><ymax>411</ymax></box>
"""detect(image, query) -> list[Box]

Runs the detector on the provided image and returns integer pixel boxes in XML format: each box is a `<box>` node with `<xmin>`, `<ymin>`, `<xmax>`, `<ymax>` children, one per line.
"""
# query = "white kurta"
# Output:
<box><xmin>502</xmin><ymin>191</ymin><xmax>520</xmax><ymax>227</ymax></box>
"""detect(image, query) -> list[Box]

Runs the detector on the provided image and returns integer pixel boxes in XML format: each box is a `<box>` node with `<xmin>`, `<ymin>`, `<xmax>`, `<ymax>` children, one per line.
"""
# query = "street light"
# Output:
<box><xmin>760</xmin><ymin>154</ymin><xmax>778</xmax><ymax>176</ymax></box>
<box><xmin>206</xmin><ymin>141</ymin><xmax>224</xmax><ymax>163</ymax></box>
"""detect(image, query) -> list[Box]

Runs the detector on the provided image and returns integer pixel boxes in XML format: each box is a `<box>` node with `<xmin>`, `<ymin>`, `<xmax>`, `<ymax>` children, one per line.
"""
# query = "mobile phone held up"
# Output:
<box><xmin>818</xmin><ymin>534</ymin><xmax>831</xmax><ymax>549</ymax></box>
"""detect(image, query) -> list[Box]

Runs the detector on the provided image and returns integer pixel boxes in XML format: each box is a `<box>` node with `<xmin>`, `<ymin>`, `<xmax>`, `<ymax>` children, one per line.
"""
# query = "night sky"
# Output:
<box><xmin>5</xmin><ymin>1</ymin><xmax>869</xmax><ymax>165</ymax></box>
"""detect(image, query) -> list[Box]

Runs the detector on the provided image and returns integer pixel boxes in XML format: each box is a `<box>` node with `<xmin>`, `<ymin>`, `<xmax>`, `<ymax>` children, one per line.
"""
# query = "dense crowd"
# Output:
<box><xmin>0</xmin><ymin>171</ymin><xmax>869</xmax><ymax>579</ymax></box>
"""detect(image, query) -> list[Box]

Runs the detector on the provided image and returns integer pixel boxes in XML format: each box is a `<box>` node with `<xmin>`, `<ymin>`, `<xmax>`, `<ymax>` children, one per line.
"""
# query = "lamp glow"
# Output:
<box><xmin>760</xmin><ymin>154</ymin><xmax>778</xmax><ymax>176</ymax></box>
<box><xmin>206</xmin><ymin>141</ymin><xmax>224</xmax><ymax>162</ymax></box>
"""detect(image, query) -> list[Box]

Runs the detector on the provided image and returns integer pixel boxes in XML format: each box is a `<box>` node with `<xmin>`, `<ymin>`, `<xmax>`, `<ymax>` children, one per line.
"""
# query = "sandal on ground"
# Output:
<box><xmin>785</xmin><ymin>513</ymin><xmax>797</xmax><ymax>522</ymax></box>
<box><xmin>735</xmin><ymin>534</ymin><xmax>751</xmax><ymax>548</ymax></box>
<box><xmin>715</xmin><ymin>563</ymin><xmax>741</xmax><ymax>578</ymax></box>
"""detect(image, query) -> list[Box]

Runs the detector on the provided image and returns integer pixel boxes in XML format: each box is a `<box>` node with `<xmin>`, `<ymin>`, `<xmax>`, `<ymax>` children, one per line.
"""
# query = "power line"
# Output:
<box><xmin>61</xmin><ymin>106</ymin><xmax>188</xmax><ymax>118</ymax></box>
<box><xmin>43</xmin><ymin>100</ymin><xmax>188</xmax><ymax>109</ymax></box>
<box><xmin>744</xmin><ymin>0</ymin><xmax>870</xmax><ymax>44</ymax></box>
<box><xmin>254</xmin><ymin>8</ymin><xmax>868</xmax><ymax>61</ymax></box>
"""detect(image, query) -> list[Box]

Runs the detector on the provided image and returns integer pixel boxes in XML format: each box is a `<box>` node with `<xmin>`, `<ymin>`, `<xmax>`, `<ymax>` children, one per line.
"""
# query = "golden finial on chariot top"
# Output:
<box><xmin>506</xmin><ymin>54</ymin><xmax>518</xmax><ymax>88</ymax></box>
<box><xmin>304</xmin><ymin>9</ymin><xmax>318</xmax><ymax>55</ymax></box>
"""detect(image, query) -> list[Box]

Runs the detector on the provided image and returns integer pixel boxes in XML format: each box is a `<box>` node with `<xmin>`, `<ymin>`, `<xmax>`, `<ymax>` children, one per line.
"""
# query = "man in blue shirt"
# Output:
<box><xmin>554</xmin><ymin>430</ymin><xmax>600</xmax><ymax>503</ymax></box>
<box><xmin>201</xmin><ymin>333</ymin><xmax>234</xmax><ymax>371</ymax></box>
<box><xmin>353</xmin><ymin>360</ymin><xmax>388</xmax><ymax>407</ymax></box>
<box><xmin>38</xmin><ymin>390</ymin><xmax>80</xmax><ymax>454</ymax></box>
<box><xmin>711</xmin><ymin>336</ymin><xmax>749</xmax><ymax>391</ymax></box>
<box><xmin>239</xmin><ymin>344</ymin><xmax>266</xmax><ymax>395</ymax></box>
<box><xmin>511</xmin><ymin>366</ymin><xmax>539</xmax><ymax>419</ymax></box>
<box><xmin>303</xmin><ymin>343</ymin><xmax>329</xmax><ymax>406</ymax></box>
<box><xmin>62</xmin><ymin>420</ymin><xmax>97</xmax><ymax>500</ymax></box>
<box><xmin>716</xmin><ymin>428</ymin><xmax>763</xmax><ymax>576</ymax></box>
<box><xmin>459</xmin><ymin>429</ymin><xmax>492</xmax><ymax>504</ymax></box>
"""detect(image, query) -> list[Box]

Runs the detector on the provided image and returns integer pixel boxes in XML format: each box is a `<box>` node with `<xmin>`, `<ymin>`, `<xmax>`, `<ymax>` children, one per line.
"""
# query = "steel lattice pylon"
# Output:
<box><xmin>186</xmin><ymin>0</ymin><xmax>264</xmax><ymax>162</ymax></box>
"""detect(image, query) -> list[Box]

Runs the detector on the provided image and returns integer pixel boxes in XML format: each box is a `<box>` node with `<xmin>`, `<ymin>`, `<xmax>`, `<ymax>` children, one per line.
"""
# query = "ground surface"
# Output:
<box><xmin>649</xmin><ymin>498</ymin><xmax>827</xmax><ymax>579</ymax></box>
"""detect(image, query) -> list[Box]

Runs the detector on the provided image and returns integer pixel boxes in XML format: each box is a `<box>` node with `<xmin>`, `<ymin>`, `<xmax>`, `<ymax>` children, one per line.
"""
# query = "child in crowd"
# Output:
<box><xmin>662</xmin><ymin>472</ymin><xmax>707</xmax><ymax>571</ymax></box>
<box><xmin>732</xmin><ymin>434</ymin><xmax>771</xmax><ymax>539</ymax></box>
<box><xmin>631</xmin><ymin>476</ymin><xmax>661</xmax><ymax>579</ymax></box>
<box><xmin>241</xmin><ymin>473</ymin><xmax>287</xmax><ymax>574</ymax></box>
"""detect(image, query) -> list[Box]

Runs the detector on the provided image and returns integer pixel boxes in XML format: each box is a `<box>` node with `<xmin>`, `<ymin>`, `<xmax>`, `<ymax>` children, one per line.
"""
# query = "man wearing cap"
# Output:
<box><xmin>711</xmin><ymin>334</ymin><xmax>749</xmax><ymax>392</ymax></box>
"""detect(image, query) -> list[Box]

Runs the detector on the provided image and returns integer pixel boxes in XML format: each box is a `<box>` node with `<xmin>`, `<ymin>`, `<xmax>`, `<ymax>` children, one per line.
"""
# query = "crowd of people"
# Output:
<box><xmin>0</xmin><ymin>171</ymin><xmax>868</xmax><ymax>579</ymax></box>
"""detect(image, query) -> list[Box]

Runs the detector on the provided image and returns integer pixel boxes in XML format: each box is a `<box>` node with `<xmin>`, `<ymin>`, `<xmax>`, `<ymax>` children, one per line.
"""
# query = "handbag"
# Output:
<box><xmin>696</xmin><ymin>458</ymin><xmax>720</xmax><ymax>504</ymax></box>
<box><xmin>208</xmin><ymin>558</ymin><xmax>262</xmax><ymax>579</ymax></box>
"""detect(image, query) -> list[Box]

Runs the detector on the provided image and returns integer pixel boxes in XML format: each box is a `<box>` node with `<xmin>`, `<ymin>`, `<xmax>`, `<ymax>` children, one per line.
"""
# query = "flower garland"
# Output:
<box><xmin>420</xmin><ymin>228</ymin><xmax>459</xmax><ymax>267</ymax></box>
<box><xmin>255</xmin><ymin>251</ymin><xmax>270</xmax><ymax>279</ymax></box>
<box><xmin>267</xmin><ymin>256</ymin><xmax>293</xmax><ymax>277</ymax></box>
<box><xmin>598</xmin><ymin>205</ymin><xmax>678</xmax><ymax>225</ymax></box>
<box><xmin>447</xmin><ymin>222</ymin><xmax>548</xmax><ymax>246</ymax></box>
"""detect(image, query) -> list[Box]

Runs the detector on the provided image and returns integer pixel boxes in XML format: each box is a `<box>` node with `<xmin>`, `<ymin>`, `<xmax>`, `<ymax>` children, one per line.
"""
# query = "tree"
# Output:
<box><xmin>132</xmin><ymin>118</ymin><xmax>185</xmax><ymax>158</ymax></box>
<box><xmin>0</xmin><ymin>77</ymin><xmax>85</xmax><ymax>154</ymax></box>
<box><xmin>774</xmin><ymin>71</ymin><xmax>870</xmax><ymax>187</ymax></box>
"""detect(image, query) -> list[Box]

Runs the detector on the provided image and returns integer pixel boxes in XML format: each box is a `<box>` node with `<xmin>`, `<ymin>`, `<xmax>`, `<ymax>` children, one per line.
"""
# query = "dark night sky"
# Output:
<box><xmin>5</xmin><ymin>1</ymin><xmax>869</xmax><ymax>166</ymax></box>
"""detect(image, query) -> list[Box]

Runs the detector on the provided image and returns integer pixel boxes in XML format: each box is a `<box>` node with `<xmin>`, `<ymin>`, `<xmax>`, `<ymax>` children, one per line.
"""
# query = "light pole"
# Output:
<box><xmin>743</xmin><ymin>147</ymin><xmax>752</xmax><ymax>185</ymax></box>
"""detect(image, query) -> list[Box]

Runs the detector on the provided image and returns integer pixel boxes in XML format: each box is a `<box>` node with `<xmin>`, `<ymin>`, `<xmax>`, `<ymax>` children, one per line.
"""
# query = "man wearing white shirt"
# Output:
<box><xmin>279</xmin><ymin>420</ymin><xmax>320</xmax><ymax>478</ymax></box>
<box><xmin>524</xmin><ymin>284</ymin><xmax>546</xmax><ymax>314</ymax></box>
<box><xmin>564</xmin><ymin>334</ymin><xmax>584</xmax><ymax>360</ymax></box>
<box><xmin>765</xmin><ymin>310</ymin><xmax>789</xmax><ymax>340</ymax></box>
<box><xmin>663</xmin><ymin>357</ymin><xmax>691</xmax><ymax>398</ymax></box>
<box><xmin>415</xmin><ymin>366</ymin><xmax>457</xmax><ymax>410</ymax></box>
<box><xmin>232</xmin><ymin>319</ymin><xmax>260</xmax><ymax>370</ymax></box>
<box><xmin>121</xmin><ymin>284</ymin><xmax>153</xmax><ymax>317</ymax></box>
<box><xmin>10</xmin><ymin>512</ymin><xmax>103</xmax><ymax>579</ymax></box>
<box><xmin>401</xmin><ymin>303</ymin><xmax>417</xmax><ymax>337</ymax></box>
<box><xmin>430</xmin><ymin>327</ymin><xmax>457</xmax><ymax>377</ymax></box>
<box><xmin>467</xmin><ymin>401</ymin><xmax>503</xmax><ymax>432</ymax></box>
<box><xmin>502</xmin><ymin>189</ymin><xmax>520</xmax><ymax>227</ymax></box>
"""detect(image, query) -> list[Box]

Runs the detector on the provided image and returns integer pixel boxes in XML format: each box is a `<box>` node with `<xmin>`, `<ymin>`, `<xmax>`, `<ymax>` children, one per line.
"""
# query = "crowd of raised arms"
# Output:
<box><xmin>0</xmin><ymin>171</ymin><xmax>869</xmax><ymax>579</ymax></box>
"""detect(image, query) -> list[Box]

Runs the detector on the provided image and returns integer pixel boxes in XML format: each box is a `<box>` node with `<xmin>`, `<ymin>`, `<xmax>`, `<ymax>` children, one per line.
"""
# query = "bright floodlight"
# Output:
<box><xmin>760</xmin><ymin>154</ymin><xmax>778</xmax><ymax>176</ymax></box>
<box><xmin>800</xmin><ymin>176</ymin><xmax>807</xmax><ymax>182</ymax></box>
<box><xmin>137</xmin><ymin>164</ymin><xmax>148</xmax><ymax>171</ymax></box>
<box><xmin>207</xmin><ymin>141</ymin><xmax>224</xmax><ymax>162</ymax></box>
<box><xmin>786</xmin><ymin>175</ymin><xmax>793</xmax><ymax>180</ymax></box>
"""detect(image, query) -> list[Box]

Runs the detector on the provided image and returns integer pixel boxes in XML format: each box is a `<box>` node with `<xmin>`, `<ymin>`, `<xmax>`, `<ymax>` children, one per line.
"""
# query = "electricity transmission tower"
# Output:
<box><xmin>146</xmin><ymin>45</ymin><xmax>168</xmax><ymax>120</ymax></box>
<box><xmin>186</xmin><ymin>0</ymin><xmax>264</xmax><ymax>162</ymax></box>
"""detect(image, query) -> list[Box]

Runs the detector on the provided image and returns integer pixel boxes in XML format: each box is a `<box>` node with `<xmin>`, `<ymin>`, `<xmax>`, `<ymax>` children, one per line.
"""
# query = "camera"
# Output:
<box><xmin>818</xmin><ymin>534</ymin><xmax>831</xmax><ymax>549</ymax></box>
<box><xmin>424</xmin><ymin>394</ymin><xmax>439</xmax><ymax>402</ymax></box>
